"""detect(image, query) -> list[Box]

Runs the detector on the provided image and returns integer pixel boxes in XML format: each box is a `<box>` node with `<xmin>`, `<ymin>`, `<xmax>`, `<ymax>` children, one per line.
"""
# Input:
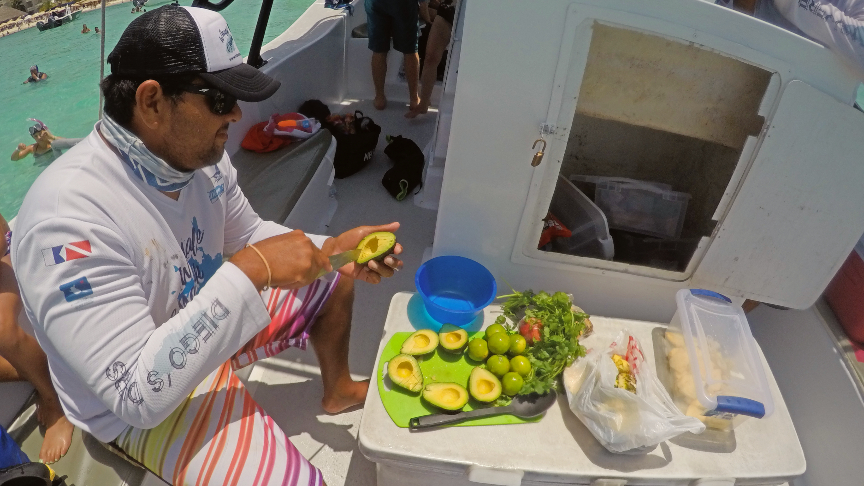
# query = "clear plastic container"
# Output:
<box><xmin>664</xmin><ymin>289</ymin><xmax>774</xmax><ymax>430</ymax></box>
<box><xmin>569</xmin><ymin>174</ymin><xmax>672</xmax><ymax>191</ymax></box>
<box><xmin>594</xmin><ymin>180</ymin><xmax>691</xmax><ymax>239</ymax></box>
<box><xmin>546</xmin><ymin>175</ymin><xmax>614</xmax><ymax>260</ymax></box>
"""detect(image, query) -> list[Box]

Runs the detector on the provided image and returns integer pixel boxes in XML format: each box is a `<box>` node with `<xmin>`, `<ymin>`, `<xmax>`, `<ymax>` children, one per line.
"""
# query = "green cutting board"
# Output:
<box><xmin>376</xmin><ymin>331</ymin><xmax>544</xmax><ymax>428</ymax></box>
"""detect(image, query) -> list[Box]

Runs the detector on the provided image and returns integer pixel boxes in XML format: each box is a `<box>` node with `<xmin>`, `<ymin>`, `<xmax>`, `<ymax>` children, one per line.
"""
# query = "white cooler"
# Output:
<box><xmin>358</xmin><ymin>292</ymin><xmax>805</xmax><ymax>486</ymax></box>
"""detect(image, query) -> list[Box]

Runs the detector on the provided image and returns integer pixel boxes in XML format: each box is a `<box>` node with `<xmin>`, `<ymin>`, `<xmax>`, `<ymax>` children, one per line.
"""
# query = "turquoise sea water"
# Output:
<box><xmin>0</xmin><ymin>0</ymin><xmax>314</xmax><ymax>219</ymax></box>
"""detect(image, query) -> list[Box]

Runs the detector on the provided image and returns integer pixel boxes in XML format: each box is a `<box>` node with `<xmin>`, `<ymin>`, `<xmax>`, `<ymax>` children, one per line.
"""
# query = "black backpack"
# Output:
<box><xmin>382</xmin><ymin>135</ymin><xmax>424</xmax><ymax>201</ymax></box>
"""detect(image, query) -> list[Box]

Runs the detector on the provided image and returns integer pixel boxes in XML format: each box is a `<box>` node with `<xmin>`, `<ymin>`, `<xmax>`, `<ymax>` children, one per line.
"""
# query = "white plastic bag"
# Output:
<box><xmin>563</xmin><ymin>330</ymin><xmax>705</xmax><ymax>453</ymax></box>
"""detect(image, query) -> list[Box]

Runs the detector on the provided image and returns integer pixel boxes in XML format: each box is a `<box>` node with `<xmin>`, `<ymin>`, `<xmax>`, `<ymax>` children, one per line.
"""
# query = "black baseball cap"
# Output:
<box><xmin>107</xmin><ymin>5</ymin><xmax>280</xmax><ymax>102</ymax></box>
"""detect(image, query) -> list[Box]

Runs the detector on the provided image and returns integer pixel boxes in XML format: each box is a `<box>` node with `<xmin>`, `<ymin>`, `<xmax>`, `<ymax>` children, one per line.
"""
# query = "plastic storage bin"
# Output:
<box><xmin>825</xmin><ymin>235</ymin><xmax>864</xmax><ymax>342</ymax></box>
<box><xmin>594</xmin><ymin>179</ymin><xmax>691</xmax><ymax>239</ymax></box>
<box><xmin>665</xmin><ymin>289</ymin><xmax>774</xmax><ymax>430</ymax></box>
<box><xmin>546</xmin><ymin>175</ymin><xmax>614</xmax><ymax>260</ymax></box>
<box><xmin>569</xmin><ymin>174</ymin><xmax>672</xmax><ymax>191</ymax></box>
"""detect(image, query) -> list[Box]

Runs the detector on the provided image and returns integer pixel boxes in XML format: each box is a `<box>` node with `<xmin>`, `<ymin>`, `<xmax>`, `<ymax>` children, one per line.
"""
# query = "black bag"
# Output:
<box><xmin>0</xmin><ymin>462</ymin><xmax>67</xmax><ymax>486</ymax></box>
<box><xmin>297</xmin><ymin>99</ymin><xmax>331</xmax><ymax>123</ymax></box>
<box><xmin>382</xmin><ymin>135</ymin><xmax>424</xmax><ymax>201</ymax></box>
<box><xmin>327</xmin><ymin>111</ymin><xmax>381</xmax><ymax>179</ymax></box>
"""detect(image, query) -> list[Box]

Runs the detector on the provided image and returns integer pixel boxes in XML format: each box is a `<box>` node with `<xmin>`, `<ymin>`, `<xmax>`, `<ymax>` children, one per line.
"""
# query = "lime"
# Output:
<box><xmin>486</xmin><ymin>332</ymin><xmax>510</xmax><ymax>355</ymax></box>
<box><xmin>501</xmin><ymin>372</ymin><xmax>524</xmax><ymax>396</ymax></box>
<box><xmin>509</xmin><ymin>355</ymin><xmax>531</xmax><ymax>377</ymax></box>
<box><xmin>508</xmin><ymin>334</ymin><xmax>527</xmax><ymax>356</ymax></box>
<box><xmin>485</xmin><ymin>323</ymin><xmax>507</xmax><ymax>337</ymax></box>
<box><xmin>486</xmin><ymin>355</ymin><xmax>510</xmax><ymax>377</ymax></box>
<box><xmin>467</xmin><ymin>339</ymin><xmax>489</xmax><ymax>361</ymax></box>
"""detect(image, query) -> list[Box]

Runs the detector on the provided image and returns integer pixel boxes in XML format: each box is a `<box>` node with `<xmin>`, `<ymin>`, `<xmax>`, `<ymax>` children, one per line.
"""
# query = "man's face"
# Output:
<box><xmin>158</xmin><ymin>79</ymin><xmax>242</xmax><ymax>172</ymax></box>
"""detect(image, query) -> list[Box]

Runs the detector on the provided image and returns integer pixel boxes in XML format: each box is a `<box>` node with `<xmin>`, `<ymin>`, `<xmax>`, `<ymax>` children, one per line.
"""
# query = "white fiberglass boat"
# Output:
<box><xmin>5</xmin><ymin>1</ymin><xmax>864</xmax><ymax>485</ymax></box>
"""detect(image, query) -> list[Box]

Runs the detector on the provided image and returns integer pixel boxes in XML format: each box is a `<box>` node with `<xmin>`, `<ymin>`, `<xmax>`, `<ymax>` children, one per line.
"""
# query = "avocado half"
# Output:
<box><xmin>469</xmin><ymin>367</ymin><xmax>502</xmax><ymax>403</ymax></box>
<box><xmin>400</xmin><ymin>329</ymin><xmax>439</xmax><ymax>355</ymax></box>
<box><xmin>422</xmin><ymin>382</ymin><xmax>469</xmax><ymax>411</ymax></box>
<box><xmin>438</xmin><ymin>324</ymin><xmax>468</xmax><ymax>353</ymax></box>
<box><xmin>356</xmin><ymin>232</ymin><xmax>397</xmax><ymax>265</ymax></box>
<box><xmin>387</xmin><ymin>354</ymin><xmax>423</xmax><ymax>393</ymax></box>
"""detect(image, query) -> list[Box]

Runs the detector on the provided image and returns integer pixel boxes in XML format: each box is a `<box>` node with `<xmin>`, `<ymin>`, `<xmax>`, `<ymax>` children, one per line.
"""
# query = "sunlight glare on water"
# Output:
<box><xmin>0</xmin><ymin>0</ymin><xmax>315</xmax><ymax>219</ymax></box>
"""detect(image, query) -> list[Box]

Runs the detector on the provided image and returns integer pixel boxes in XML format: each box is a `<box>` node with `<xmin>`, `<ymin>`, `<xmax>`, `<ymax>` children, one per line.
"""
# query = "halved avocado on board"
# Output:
<box><xmin>438</xmin><ymin>324</ymin><xmax>468</xmax><ymax>353</ymax></box>
<box><xmin>356</xmin><ymin>232</ymin><xmax>397</xmax><ymax>264</ymax></box>
<box><xmin>422</xmin><ymin>382</ymin><xmax>469</xmax><ymax>411</ymax></box>
<box><xmin>387</xmin><ymin>354</ymin><xmax>423</xmax><ymax>392</ymax></box>
<box><xmin>469</xmin><ymin>367</ymin><xmax>502</xmax><ymax>402</ymax></box>
<box><xmin>400</xmin><ymin>329</ymin><xmax>439</xmax><ymax>355</ymax></box>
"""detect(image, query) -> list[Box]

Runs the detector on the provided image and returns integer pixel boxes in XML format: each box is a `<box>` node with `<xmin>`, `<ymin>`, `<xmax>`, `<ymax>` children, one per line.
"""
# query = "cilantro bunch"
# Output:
<box><xmin>495</xmin><ymin>289</ymin><xmax>588</xmax><ymax>395</ymax></box>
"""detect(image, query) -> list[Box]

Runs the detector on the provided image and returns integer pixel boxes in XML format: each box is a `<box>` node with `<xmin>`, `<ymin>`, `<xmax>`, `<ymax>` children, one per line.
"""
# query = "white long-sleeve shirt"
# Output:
<box><xmin>757</xmin><ymin>0</ymin><xmax>864</xmax><ymax>69</ymax></box>
<box><xmin>11</xmin><ymin>125</ymin><xmax>328</xmax><ymax>442</ymax></box>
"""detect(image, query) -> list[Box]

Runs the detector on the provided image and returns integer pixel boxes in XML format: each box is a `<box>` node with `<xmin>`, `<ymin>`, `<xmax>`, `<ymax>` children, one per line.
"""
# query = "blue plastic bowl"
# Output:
<box><xmin>415</xmin><ymin>256</ymin><xmax>497</xmax><ymax>326</ymax></box>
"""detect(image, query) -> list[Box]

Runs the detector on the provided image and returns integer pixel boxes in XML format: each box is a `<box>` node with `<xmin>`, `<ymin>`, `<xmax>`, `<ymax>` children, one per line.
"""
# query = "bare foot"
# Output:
<box><xmin>37</xmin><ymin>397</ymin><xmax>73</xmax><ymax>464</ymax></box>
<box><xmin>374</xmin><ymin>96</ymin><xmax>387</xmax><ymax>110</ymax></box>
<box><xmin>404</xmin><ymin>104</ymin><xmax>429</xmax><ymax>119</ymax></box>
<box><xmin>321</xmin><ymin>379</ymin><xmax>369</xmax><ymax>414</ymax></box>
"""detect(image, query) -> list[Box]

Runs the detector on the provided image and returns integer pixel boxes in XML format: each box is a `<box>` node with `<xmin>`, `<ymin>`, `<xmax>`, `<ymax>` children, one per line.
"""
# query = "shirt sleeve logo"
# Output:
<box><xmin>59</xmin><ymin>276</ymin><xmax>93</xmax><ymax>302</ymax></box>
<box><xmin>42</xmin><ymin>240</ymin><xmax>92</xmax><ymax>266</ymax></box>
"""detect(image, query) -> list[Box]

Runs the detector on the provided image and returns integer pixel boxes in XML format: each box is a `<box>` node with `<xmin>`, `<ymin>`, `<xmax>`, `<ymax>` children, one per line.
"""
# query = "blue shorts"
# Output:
<box><xmin>365</xmin><ymin>0</ymin><xmax>421</xmax><ymax>54</ymax></box>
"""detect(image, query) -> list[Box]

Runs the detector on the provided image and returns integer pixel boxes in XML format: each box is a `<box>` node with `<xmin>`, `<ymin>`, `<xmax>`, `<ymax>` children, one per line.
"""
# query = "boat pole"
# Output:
<box><xmin>247</xmin><ymin>0</ymin><xmax>274</xmax><ymax>68</ymax></box>
<box><xmin>98</xmin><ymin>0</ymin><xmax>106</xmax><ymax>119</ymax></box>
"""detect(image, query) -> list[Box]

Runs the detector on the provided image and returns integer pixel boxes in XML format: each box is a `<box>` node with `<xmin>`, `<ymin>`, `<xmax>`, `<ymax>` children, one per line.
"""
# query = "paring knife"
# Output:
<box><xmin>316</xmin><ymin>249</ymin><xmax>362</xmax><ymax>278</ymax></box>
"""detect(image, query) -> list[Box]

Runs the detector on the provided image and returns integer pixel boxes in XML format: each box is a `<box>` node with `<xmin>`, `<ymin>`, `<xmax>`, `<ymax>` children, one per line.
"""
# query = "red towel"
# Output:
<box><xmin>241</xmin><ymin>121</ymin><xmax>291</xmax><ymax>153</ymax></box>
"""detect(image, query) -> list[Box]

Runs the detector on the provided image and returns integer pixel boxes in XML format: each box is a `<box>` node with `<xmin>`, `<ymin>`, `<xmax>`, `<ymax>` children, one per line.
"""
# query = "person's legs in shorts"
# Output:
<box><xmin>366</xmin><ymin>0</ymin><xmax>393</xmax><ymax>110</ymax></box>
<box><xmin>405</xmin><ymin>15</ymin><xmax>452</xmax><ymax>118</ymax></box>
<box><xmin>390</xmin><ymin>2</ymin><xmax>421</xmax><ymax>112</ymax></box>
<box><xmin>116</xmin><ymin>274</ymin><xmax>363</xmax><ymax>485</ymax></box>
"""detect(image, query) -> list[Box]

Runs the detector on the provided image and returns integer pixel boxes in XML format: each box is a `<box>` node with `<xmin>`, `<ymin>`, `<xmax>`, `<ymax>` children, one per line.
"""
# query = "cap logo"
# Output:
<box><xmin>218</xmin><ymin>27</ymin><xmax>235</xmax><ymax>54</ymax></box>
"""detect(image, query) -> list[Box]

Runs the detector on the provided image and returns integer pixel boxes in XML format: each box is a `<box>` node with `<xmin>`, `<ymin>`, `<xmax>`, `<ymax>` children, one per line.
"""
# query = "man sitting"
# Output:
<box><xmin>11</xmin><ymin>6</ymin><xmax>402</xmax><ymax>485</ymax></box>
<box><xmin>1</xmin><ymin>213</ymin><xmax>74</xmax><ymax>464</ymax></box>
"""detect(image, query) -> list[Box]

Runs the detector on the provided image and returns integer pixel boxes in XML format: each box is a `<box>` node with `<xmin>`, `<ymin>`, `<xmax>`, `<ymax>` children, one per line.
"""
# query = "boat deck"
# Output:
<box><xmin>241</xmin><ymin>99</ymin><xmax>440</xmax><ymax>486</ymax></box>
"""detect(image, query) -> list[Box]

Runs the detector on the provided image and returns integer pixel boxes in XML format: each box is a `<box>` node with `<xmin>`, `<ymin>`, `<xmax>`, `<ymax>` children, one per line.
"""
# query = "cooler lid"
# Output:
<box><xmin>692</xmin><ymin>80</ymin><xmax>864</xmax><ymax>308</ymax></box>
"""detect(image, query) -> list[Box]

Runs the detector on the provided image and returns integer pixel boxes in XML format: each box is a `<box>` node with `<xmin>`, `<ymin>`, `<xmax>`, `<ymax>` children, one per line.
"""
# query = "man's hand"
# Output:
<box><xmin>322</xmin><ymin>222</ymin><xmax>404</xmax><ymax>284</ymax></box>
<box><xmin>230</xmin><ymin>230</ymin><xmax>331</xmax><ymax>291</ymax></box>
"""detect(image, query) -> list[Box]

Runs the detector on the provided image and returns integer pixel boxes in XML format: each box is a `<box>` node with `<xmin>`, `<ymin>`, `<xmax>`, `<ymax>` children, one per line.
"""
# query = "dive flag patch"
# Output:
<box><xmin>42</xmin><ymin>240</ymin><xmax>92</xmax><ymax>266</ymax></box>
<box><xmin>59</xmin><ymin>276</ymin><xmax>93</xmax><ymax>302</ymax></box>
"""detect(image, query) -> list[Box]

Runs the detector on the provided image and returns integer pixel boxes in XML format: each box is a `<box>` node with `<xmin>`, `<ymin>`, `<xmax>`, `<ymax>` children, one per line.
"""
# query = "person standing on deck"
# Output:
<box><xmin>11</xmin><ymin>6</ymin><xmax>402</xmax><ymax>485</ymax></box>
<box><xmin>365</xmin><ymin>0</ymin><xmax>432</xmax><ymax>110</ymax></box>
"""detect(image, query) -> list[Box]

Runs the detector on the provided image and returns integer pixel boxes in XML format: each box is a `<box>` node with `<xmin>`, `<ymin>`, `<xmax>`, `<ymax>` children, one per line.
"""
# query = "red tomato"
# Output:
<box><xmin>519</xmin><ymin>317</ymin><xmax>543</xmax><ymax>345</ymax></box>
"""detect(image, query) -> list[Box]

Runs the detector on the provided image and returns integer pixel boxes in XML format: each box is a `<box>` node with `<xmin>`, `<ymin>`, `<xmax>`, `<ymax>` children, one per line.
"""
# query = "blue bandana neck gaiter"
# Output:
<box><xmin>99</xmin><ymin>115</ymin><xmax>195</xmax><ymax>192</ymax></box>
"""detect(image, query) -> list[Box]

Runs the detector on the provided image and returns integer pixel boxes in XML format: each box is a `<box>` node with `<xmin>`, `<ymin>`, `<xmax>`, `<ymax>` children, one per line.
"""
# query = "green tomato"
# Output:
<box><xmin>509</xmin><ymin>355</ymin><xmax>531</xmax><ymax>377</ymax></box>
<box><xmin>501</xmin><ymin>372</ymin><xmax>524</xmax><ymax>396</ymax></box>
<box><xmin>486</xmin><ymin>355</ymin><xmax>511</xmax><ymax>377</ymax></box>
<box><xmin>508</xmin><ymin>334</ymin><xmax>527</xmax><ymax>356</ymax></box>
<box><xmin>485</xmin><ymin>323</ymin><xmax>507</xmax><ymax>338</ymax></box>
<box><xmin>486</xmin><ymin>332</ymin><xmax>511</xmax><ymax>355</ymax></box>
<box><xmin>467</xmin><ymin>338</ymin><xmax>489</xmax><ymax>361</ymax></box>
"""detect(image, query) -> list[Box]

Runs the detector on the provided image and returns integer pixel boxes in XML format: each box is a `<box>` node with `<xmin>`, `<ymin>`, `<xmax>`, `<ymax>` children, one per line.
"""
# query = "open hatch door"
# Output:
<box><xmin>692</xmin><ymin>80</ymin><xmax>864</xmax><ymax>308</ymax></box>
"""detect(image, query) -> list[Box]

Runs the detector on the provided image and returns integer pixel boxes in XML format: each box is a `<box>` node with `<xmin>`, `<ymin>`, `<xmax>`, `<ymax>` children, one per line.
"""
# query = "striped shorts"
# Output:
<box><xmin>114</xmin><ymin>274</ymin><xmax>340</xmax><ymax>486</ymax></box>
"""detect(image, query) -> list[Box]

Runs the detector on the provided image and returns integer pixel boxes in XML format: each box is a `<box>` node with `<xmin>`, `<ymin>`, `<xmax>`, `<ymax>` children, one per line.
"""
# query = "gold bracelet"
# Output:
<box><xmin>245</xmin><ymin>243</ymin><xmax>271</xmax><ymax>291</ymax></box>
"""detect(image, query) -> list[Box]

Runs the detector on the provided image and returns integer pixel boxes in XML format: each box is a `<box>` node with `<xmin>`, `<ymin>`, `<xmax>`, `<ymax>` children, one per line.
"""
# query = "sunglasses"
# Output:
<box><xmin>178</xmin><ymin>84</ymin><xmax>237</xmax><ymax>116</ymax></box>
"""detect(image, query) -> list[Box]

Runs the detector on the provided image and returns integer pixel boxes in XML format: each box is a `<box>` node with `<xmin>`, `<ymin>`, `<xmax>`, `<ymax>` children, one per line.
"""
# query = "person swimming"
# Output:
<box><xmin>23</xmin><ymin>65</ymin><xmax>47</xmax><ymax>84</ymax></box>
<box><xmin>10</xmin><ymin>119</ymin><xmax>59</xmax><ymax>163</ymax></box>
<box><xmin>81</xmin><ymin>24</ymin><xmax>90</xmax><ymax>33</ymax></box>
